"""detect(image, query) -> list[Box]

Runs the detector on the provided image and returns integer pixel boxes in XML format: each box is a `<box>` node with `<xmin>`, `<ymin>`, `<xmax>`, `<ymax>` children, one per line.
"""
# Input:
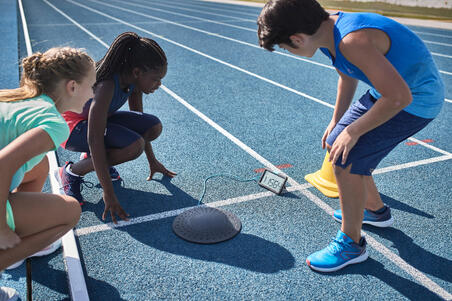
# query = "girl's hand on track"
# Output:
<box><xmin>102</xmin><ymin>192</ymin><xmax>130</xmax><ymax>224</ymax></box>
<box><xmin>147</xmin><ymin>160</ymin><xmax>177</xmax><ymax>181</ymax></box>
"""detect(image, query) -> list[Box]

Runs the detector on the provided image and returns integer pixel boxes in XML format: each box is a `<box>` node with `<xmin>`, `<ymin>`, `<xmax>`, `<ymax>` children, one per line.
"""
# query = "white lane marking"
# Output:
<box><xmin>75</xmin><ymin>184</ymin><xmax>311</xmax><ymax>236</ymax></box>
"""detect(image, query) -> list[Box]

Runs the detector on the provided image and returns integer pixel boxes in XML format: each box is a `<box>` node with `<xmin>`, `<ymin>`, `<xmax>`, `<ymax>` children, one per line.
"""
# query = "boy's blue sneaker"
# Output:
<box><xmin>306</xmin><ymin>230</ymin><xmax>368</xmax><ymax>272</ymax></box>
<box><xmin>59</xmin><ymin>162</ymin><xmax>93</xmax><ymax>205</ymax></box>
<box><xmin>80</xmin><ymin>152</ymin><xmax>121</xmax><ymax>181</ymax></box>
<box><xmin>333</xmin><ymin>206</ymin><xmax>394</xmax><ymax>227</ymax></box>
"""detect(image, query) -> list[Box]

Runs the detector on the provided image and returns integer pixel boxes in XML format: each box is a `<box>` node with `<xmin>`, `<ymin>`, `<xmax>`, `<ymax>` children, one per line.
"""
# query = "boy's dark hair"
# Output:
<box><xmin>96</xmin><ymin>32</ymin><xmax>167</xmax><ymax>84</ymax></box>
<box><xmin>257</xmin><ymin>0</ymin><xmax>329</xmax><ymax>51</ymax></box>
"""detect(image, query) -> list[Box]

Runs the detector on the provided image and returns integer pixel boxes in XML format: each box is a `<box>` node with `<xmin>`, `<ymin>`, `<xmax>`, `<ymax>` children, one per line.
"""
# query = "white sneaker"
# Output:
<box><xmin>5</xmin><ymin>260</ymin><xmax>23</xmax><ymax>270</ymax></box>
<box><xmin>6</xmin><ymin>239</ymin><xmax>62</xmax><ymax>270</ymax></box>
<box><xmin>31</xmin><ymin>238</ymin><xmax>62</xmax><ymax>257</ymax></box>
<box><xmin>0</xmin><ymin>287</ymin><xmax>19</xmax><ymax>301</ymax></box>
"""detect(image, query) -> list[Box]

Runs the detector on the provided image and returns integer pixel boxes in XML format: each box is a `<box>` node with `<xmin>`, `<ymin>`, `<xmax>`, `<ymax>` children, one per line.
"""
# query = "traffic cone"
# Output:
<box><xmin>304</xmin><ymin>151</ymin><xmax>338</xmax><ymax>198</ymax></box>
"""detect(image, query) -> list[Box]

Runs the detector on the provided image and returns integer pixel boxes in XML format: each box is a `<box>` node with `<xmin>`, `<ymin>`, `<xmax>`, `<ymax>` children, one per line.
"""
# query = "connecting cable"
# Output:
<box><xmin>198</xmin><ymin>174</ymin><xmax>261</xmax><ymax>205</ymax></box>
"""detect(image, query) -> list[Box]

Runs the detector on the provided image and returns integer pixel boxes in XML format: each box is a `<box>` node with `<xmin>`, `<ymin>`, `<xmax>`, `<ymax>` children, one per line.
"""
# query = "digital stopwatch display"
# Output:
<box><xmin>258</xmin><ymin>169</ymin><xmax>287</xmax><ymax>194</ymax></box>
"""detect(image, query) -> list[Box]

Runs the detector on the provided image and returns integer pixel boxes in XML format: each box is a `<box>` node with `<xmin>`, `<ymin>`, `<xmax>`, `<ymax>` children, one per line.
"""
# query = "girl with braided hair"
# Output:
<box><xmin>0</xmin><ymin>47</ymin><xmax>95</xmax><ymax>299</ymax></box>
<box><xmin>60</xmin><ymin>32</ymin><xmax>176</xmax><ymax>224</ymax></box>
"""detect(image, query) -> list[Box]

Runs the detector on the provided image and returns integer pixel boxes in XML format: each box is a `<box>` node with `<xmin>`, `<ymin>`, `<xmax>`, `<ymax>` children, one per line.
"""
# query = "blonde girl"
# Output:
<box><xmin>0</xmin><ymin>47</ymin><xmax>95</xmax><ymax>299</ymax></box>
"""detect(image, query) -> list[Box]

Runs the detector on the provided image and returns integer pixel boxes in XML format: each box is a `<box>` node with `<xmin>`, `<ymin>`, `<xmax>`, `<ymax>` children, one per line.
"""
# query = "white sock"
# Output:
<box><xmin>66</xmin><ymin>164</ymin><xmax>82</xmax><ymax>177</ymax></box>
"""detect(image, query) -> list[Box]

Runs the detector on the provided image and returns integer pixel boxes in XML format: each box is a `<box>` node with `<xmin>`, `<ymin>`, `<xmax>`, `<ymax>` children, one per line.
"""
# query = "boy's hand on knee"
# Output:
<box><xmin>329</xmin><ymin>127</ymin><xmax>359</xmax><ymax>165</ymax></box>
<box><xmin>322</xmin><ymin>121</ymin><xmax>337</xmax><ymax>149</ymax></box>
<box><xmin>0</xmin><ymin>226</ymin><xmax>21</xmax><ymax>250</ymax></box>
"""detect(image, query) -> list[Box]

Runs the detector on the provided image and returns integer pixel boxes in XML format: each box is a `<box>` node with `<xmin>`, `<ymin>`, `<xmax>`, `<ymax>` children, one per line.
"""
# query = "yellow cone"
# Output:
<box><xmin>304</xmin><ymin>151</ymin><xmax>339</xmax><ymax>198</ymax></box>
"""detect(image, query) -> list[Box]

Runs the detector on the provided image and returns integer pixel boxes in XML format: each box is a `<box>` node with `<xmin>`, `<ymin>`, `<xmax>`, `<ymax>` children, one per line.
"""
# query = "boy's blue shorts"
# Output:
<box><xmin>326</xmin><ymin>91</ymin><xmax>433</xmax><ymax>176</ymax></box>
<box><xmin>65</xmin><ymin>111</ymin><xmax>161</xmax><ymax>152</ymax></box>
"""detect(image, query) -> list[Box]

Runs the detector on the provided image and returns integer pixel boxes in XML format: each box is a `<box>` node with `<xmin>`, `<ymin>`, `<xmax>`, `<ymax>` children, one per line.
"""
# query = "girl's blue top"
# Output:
<box><xmin>320</xmin><ymin>12</ymin><xmax>444</xmax><ymax>119</ymax></box>
<box><xmin>79</xmin><ymin>74</ymin><xmax>135</xmax><ymax>118</ymax></box>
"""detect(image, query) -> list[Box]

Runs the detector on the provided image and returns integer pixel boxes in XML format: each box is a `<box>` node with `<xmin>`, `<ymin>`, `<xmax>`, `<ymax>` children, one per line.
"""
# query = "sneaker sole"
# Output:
<box><xmin>6</xmin><ymin>239</ymin><xmax>62</xmax><ymax>269</ymax></box>
<box><xmin>6</xmin><ymin>260</ymin><xmax>24</xmax><ymax>270</ymax></box>
<box><xmin>307</xmin><ymin>250</ymin><xmax>369</xmax><ymax>273</ymax></box>
<box><xmin>31</xmin><ymin>239</ymin><xmax>62</xmax><ymax>257</ymax></box>
<box><xmin>332</xmin><ymin>215</ymin><xmax>394</xmax><ymax>228</ymax></box>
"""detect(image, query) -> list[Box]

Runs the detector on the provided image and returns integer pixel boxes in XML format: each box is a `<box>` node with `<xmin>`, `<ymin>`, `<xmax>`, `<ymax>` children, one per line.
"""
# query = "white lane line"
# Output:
<box><xmin>439</xmin><ymin>69</ymin><xmax>452</xmax><ymax>75</ymax></box>
<box><xmin>45</xmin><ymin>0</ymin><xmax>109</xmax><ymax>48</ymax></box>
<box><xmin>110</xmin><ymin>0</ymin><xmax>336</xmax><ymax>70</ymax></box>
<box><xmin>432</xmin><ymin>52</ymin><xmax>452</xmax><ymax>59</ymax></box>
<box><xmin>75</xmin><ymin>154</ymin><xmax>452</xmax><ymax>235</ymax></box>
<box><xmin>75</xmin><ymin>184</ymin><xmax>312</xmax><ymax>236</ymax></box>
<box><xmin>17</xmin><ymin>0</ymin><xmax>32</xmax><ymax>55</ymax></box>
<box><xmin>414</xmin><ymin>30</ymin><xmax>452</xmax><ymax>39</ymax></box>
<box><xmin>407</xmin><ymin>138</ymin><xmax>451</xmax><ymax>156</ymax></box>
<box><xmin>20</xmin><ymin>0</ymin><xmax>90</xmax><ymax>300</ymax></box>
<box><xmin>423</xmin><ymin>40</ymin><xmax>452</xmax><ymax>47</ymax></box>
<box><xmin>67</xmin><ymin>0</ymin><xmax>336</xmax><ymax>110</ymax></box>
<box><xmin>363</xmin><ymin>233</ymin><xmax>452</xmax><ymax>301</ymax></box>
<box><xmin>135</xmin><ymin>0</ymin><xmax>254</xmax><ymax>22</ymax></box>
<box><xmin>143</xmin><ymin>0</ymin><xmax>259</xmax><ymax>17</ymax></box>
<box><xmin>110</xmin><ymin>0</ymin><xmax>256</xmax><ymax>32</ymax></box>
<box><xmin>126</xmin><ymin>0</ymin><xmax>452</xmax><ymax>71</ymax></box>
<box><xmin>75</xmin><ymin>154</ymin><xmax>452</xmax><ymax>236</ymax></box>
<box><xmin>72</xmin><ymin>0</ymin><xmax>452</xmax><ymax>156</ymax></box>
<box><xmin>45</xmin><ymin>2</ymin><xmax>452</xmax><ymax>299</ymax></box>
<box><xmin>131</xmin><ymin>0</ymin><xmax>452</xmax><ymax>62</ymax></box>
<box><xmin>373</xmin><ymin>154</ymin><xmax>452</xmax><ymax>175</ymax></box>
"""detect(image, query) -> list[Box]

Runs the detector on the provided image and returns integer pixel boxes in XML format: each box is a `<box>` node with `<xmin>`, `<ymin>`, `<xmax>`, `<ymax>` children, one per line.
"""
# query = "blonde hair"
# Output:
<box><xmin>0</xmin><ymin>47</ymin><xmax>95</xmax><ymax>102</ymax></box>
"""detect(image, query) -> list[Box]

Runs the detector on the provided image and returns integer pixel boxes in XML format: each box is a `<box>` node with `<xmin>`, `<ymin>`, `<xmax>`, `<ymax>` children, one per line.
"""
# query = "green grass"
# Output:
<box><xmin>241</xmin><ymin>0</ymin><xmax>452</xmax><ymax>21</ymax></box>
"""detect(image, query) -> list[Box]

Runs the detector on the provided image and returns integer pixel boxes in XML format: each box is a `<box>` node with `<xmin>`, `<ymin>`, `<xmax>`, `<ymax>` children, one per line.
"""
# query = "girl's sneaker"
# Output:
<box><xmin>332</xmin><ymin>206</ymin><xmax>394</xmax><ymax>227</ymax></box>
<box><xmin>6</xmin><ymin>239</ymin><xmax>62</xmax><ymax>270</ymax></box>
<box><xmin>59</xmin><ymin>162</ymin><xmax>93</xmax><ymax>205</ymax></box>
<box><xmin>0</xmin><ymin>286</ymin><xmax>19</xmax><ymax>301</ymax></box>
<box><xmin>79</xmin><ymin>153</ymin><xmax>121</xmax><ymax>181</ymax></box>
<box><xmin>306</xmin><ymin>230</ymin><xmax>368</xmax><ymax>272</ymax></box>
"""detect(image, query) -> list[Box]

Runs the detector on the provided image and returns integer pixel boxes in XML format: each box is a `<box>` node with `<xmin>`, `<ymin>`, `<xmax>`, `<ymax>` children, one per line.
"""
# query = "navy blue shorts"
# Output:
<box><xmin>326</xmin><ymin>91</ymin><xmax>433</xmax><ymax>176</ymax></box>
<box><xmin>65</xmin><ymin>111</ymin><xmax>161</xmax><ymax>152</ymax></box>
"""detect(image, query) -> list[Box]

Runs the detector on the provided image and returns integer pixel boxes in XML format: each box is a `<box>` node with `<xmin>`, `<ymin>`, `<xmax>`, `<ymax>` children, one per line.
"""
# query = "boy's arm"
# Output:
<box><xmin>323</xmin><ymin>70</ymin><xmax>358</xmax><ymax>148</ymax></box>
<box><xmin>333</xmin><ymin>70</ymin><xmax>358</xmax><ymax>124</ymax></box>
<box><xmin>0</xmin><ymin>128</ymin><xmax>55</xmax><ymax>249</ymax></box>
<box><xmin>329</xmin><ymin>29</ymin><xmax>412</xmax><ymax>164</ymax></box>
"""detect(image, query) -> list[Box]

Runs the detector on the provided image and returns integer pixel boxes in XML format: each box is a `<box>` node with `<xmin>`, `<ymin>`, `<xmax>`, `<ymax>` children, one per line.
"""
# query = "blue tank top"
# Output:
<box><xmin>79</xmin><ymin>74</ymin><xmax>135</xmax><ymax>118</ymax></box>
<box><xmin>320</xmin><ymin>12</ymin><xmax>444</xmax><ymax>119</ymax></box>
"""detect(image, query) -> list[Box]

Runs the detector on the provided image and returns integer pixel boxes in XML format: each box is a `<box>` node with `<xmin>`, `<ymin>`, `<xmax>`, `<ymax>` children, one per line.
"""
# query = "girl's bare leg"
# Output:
<box><xmin>0</xmin><ymin>192</ymin><xmax>80</xmax><ymax>270</ymax></box>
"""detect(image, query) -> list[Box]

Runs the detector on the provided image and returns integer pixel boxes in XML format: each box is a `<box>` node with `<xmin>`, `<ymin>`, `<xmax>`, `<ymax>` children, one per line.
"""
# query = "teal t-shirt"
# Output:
<box><xmin>0</xmin><ymin>94</ymin><xmax>70</xmax><ymax>191</ymax></box>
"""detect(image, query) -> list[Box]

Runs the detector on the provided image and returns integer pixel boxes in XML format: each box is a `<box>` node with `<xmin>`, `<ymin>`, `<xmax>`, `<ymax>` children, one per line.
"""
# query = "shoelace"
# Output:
<box><xmin>327</xmin><ymin>238</ymin><xmax>350</xmax><ymax>254</ymax></box>
<box><xmin>62</xmin><ymin>176</ymin><xmax>94</xmax><ymax>194</ymax></box>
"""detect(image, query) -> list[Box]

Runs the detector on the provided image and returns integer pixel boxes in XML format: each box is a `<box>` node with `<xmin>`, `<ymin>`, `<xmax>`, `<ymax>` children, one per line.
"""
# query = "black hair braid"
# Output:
<box><xmin>95</xmin><ymin>32</ymin><xmax>167</xmax><ymax>85</ymax></box>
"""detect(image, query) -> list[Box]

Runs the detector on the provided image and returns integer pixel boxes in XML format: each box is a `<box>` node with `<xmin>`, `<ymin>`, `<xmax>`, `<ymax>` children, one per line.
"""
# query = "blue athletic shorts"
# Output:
<box><xmin>65</xmin><ymin>111</ymin><xmax>161</xmax><ymax>152</ymax></box>
<box><xmin>326</xmin><ymin>91</ymin><xmax>433</xmax><ymax>176</ymax></box>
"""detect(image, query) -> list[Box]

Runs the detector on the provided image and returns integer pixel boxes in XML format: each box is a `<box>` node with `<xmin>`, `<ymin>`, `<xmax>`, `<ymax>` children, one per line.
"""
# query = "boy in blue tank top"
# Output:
<box><xmin>257</xmin><ymin>0</ymin><xmax>444</xmax><ymax>272</ymax></box>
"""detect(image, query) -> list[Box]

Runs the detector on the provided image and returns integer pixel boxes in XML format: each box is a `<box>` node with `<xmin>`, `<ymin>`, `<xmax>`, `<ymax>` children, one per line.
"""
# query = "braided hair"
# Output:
<box><xmin>95</xmin><ymin>32</ymin><xmax>167</xmax><ymax>85</ymax></box>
